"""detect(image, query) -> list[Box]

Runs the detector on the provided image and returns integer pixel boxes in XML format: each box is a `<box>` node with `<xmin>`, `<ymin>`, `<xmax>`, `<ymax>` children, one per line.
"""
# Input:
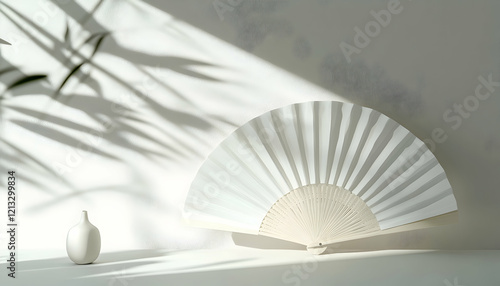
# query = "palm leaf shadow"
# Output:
<box><xmin>0</xmin><ymin>3</ymin><xmax>72</xmax><ymax>64</ymax></box>
<box><xmin>0</xmin><ymin>37</ymin><xmax>11</xmax><ymax>45</ymax></box>
<box><xmin>0</xmin><ymin>144</ymin><xmax>66</xmax><ymax>193</ymax></box>
<box><xmin>104</xmin><ymin>37</ymin><xmax>221</xmax><ymax>82</ymax></box>
<box><xmin>48</xmin><ymin>0</ymin><xmax>108</xmax><ymax>35</ymax></box>
<box><xmin>10</xmin><ymin>120</ymin><xmax>119</xmax><ymax>160</ymax></box>
<box><xmin>0</xmin><ymin>64</ymin><xmax>54</xmax><ymax>98</ymax></box>
<box><xmin>1</xmin><ymin>138</ymin><xmax>72</xmax><ymax>185</ymax></box>
<box><xmin>6</xmin><ymin>74</ymin><xmax>47</xmax><ymax>90</ymax></box>
<box><xmin>0</xmin><ymin>66</ymin><xmax>17</xmax><ymax>76</ymax></box>
<box><xmin>2</xmin><ymin>1</ymin><xmax>218</xmax><ymax>134</ymax></box>
<box><xmin>0</xmin><ymin>1</ymin><xmax>233</xmax><ymax>201</ymax></box>
<box><xmin>8</xmin><ymin>106</ymin><xmax>103</xmax><ymax>133</ymax></box>
<box><xmin>0</xmin><ymin>3</ymin><xmax>108</xmax><ymax>103</ymax></box>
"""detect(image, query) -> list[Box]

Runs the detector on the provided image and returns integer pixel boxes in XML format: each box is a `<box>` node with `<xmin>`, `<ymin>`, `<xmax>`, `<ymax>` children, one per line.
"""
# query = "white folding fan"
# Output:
<box><xmin>183</xmin><ymin>101</ymin><xmax>457</xmax><ymax>254</ymax></box>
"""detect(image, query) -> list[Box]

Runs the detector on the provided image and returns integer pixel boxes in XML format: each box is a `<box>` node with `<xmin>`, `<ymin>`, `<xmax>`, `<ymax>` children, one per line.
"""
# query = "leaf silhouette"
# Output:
<box><xmin>8</xmin><ymin>106</ymin><xmax>102</xmax><ymax>134</ymax></box>
<box><xmin>82</xmin><ymin>32</ymin><xmax>108</xmax><ymax>45</ymax></box>
<box><xmin>74</xmin><ymin>72</ymin><xmax>103</xmax><ymax>98</ymax></box>
<box><xmin>0</xmin><ymin>3</ymin><xmax>65</xmax><ymax>60</ymax></box>
<box><xmin>91</xmin><ymin>34</ymin><xmax>107</xmax><ymax>56</ymax></box>
<box><xmin>10</xmin><ymin>120</ymin><xmax>119</xmax><ymax>160</ymax></box>
<box><xmin>0</xmin><ymin>138</ymin><xmax>71</xmax><ymax>188</ymax></box>
<box><xmin>67</xmin><ymin>32</ymin><xmax>109</xmax><ymax>60</ymax></box>
<box><xmin>55</xmin><ymin>62</ymin><xmax>85</xmax><ymax>96</ymax></box>
<box><xmin>0</xmin><ymin>66</ymin><xmax>17</xmax><ymax>76</ymax></box>
<box><xmin>6</xmin><ymin>74</ymin><xmax>47</xmax><ymax>90</ymax></box>
<box><xmin>50</xmin><ymin>93</ymin><xmax>132</xmax><ymax>117</ymax></box>
<box><xmin>8</xmin><ymin>106</ymin><xmax>168</xmax><ymax>158</ymax></box>
<box><xmin>63</xmin><ymin>19</ymin><xmax>71</xmax><ymax>45</ymax></box>
<box><xmin>104</xmin><ymin>37</ymin><xmax>220</xmax><ymax>81</ymax></box>
<box><xmin>55</xmin><ymin>33</ymin><xmax>108</xmax><ymax>98</ymax></box>
<box><xmin>0</xmin><ymin>38</ymin><xmax>11</xmax><ymax>45</ymax></box>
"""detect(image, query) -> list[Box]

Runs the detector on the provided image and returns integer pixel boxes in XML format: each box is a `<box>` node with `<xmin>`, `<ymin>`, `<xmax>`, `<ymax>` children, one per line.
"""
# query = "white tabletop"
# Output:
<box><xmin>1</xmin><ymin>247</ymin><xmax>499</xmax><ymax>286</ymax></box>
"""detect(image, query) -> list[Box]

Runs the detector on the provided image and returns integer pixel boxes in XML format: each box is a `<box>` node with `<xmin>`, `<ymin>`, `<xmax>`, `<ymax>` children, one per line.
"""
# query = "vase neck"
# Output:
<box><xmin>80</xmin><ymin>211</ymin><xmax>89</xmax><ymax>223</ymax></box>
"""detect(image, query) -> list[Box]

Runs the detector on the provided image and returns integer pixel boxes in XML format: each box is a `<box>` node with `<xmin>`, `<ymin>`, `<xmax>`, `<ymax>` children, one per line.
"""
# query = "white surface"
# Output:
<box><xmin>0</xmin><ymin>247</ymin><xmax>499</xmax><ymax>286</ymax></box>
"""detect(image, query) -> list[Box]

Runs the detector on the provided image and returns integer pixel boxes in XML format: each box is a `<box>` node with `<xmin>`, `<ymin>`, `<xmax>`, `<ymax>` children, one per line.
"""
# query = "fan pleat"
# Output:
<box><xmin>313</xmin><ymin>102</ymin><xmax>321</xmax><ymax>184</ymax></box>
<box><xmin>355</xmin><ymin>131</ymin><xmax>417</xmax><ymax>199</ymax></box>
<box><xmin>341</xmin><ymin>109</ymin><xmax>380</xmax><ymax>189</ymax></box>
<box><xmin>378</xmin><ymin>193</ymin><xmax>456</xmax><ymax>229</ymax></box>
<box><xmin>271</xmin><ymin>110</ymin><xmax>303</xmax><ymax>187</ymax></box>
<box><xmin>368</xmin><ymin>161</ymin><xmax>442</xmax><ymax>210</ymax></box>
<box><xmin>293</xmin><ymin>104</ymin><xmax>311</xmax><ymax>186</ymax></box>
<box><xmin>332</xmin><ymin>104</ymin><xmax>363</xmax><ymax>187</ymax></box>
<box><xmin>324</xmin><ymin>102</ymin><xmax>343</xmax><ymax>184</ymax></box>
<box><xmin>375</xmin><ymin>178</ymin><xmax>451</xmax><ymax>220</ymax></box>
<box><xmin>239</xmin><ymin>124</ymin><xmax>290</xmax><ymax>196</ymax></box>
<box><xmin>253</xmin><ymin>118</ymin><xmax>294</xmax><ymax>191</ymax></box>
<box><xmin>222</xmin><ymin>144</ymin><xmax>278</xmax><ymax>204</ymax></box>
<box><xmin>346</xmin><ymin>116</ymin><xmax>398</xmax><ymax>192</ymax></box>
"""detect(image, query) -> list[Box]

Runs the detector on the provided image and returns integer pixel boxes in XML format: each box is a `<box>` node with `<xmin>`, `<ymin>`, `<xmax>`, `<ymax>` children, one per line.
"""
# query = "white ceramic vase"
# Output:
<box><xmin>66</xmin><ymin>210</ymin><xmax>101</xmax><ymax>264</ymax></box>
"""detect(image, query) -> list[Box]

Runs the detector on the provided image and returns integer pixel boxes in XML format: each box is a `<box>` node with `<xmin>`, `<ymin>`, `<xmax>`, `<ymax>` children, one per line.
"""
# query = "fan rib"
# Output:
<box><xmin>259</xmin><ymin>185</ymin><xmax>380</xmax><ymax>246</ymax></box>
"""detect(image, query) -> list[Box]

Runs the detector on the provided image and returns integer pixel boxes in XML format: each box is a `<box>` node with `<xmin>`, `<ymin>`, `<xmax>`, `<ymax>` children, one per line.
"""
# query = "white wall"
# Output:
<box><xmin>0</xmin><ymin>0</ymin><xmax>499</xmax><ymax>252</ymax></box>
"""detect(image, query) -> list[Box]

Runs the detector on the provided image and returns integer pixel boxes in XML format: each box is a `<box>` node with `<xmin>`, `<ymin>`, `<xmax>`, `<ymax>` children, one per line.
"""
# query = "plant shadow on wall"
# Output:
<box><xmin>0</xmin><ymin>1</ymin><xmax>221</xmax><ymax>210</ymax></box>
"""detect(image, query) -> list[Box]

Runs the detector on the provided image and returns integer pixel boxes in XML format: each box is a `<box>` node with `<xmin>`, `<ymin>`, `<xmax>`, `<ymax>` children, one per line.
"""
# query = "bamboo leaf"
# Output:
<box><xmin>64</xmin><ymin>20</ymin><xmax>70</xmax><ymax>43</ymax></box>
<box><xmin>0</xmin><ymin>38</ymin><xmax>11</xmax><ymax>45</ymax></box>
<box><xmin>91</xmin><ymin>34</ymin><xmax>106</xmax><ymax>56</ymax></box>
<box><xmin>55</xmin><ymin>62</ymin><xmax>85</xmax><ymax>95</ymax></box>
<box><xmin>6</xmin><ymin>74</ymin><xmax>47</xmax><ymax>90</ymax></box>
<box><xmin>82</xmin><ymin>32</ymin><xmax>106</xmax><ymax>45</ymax></box>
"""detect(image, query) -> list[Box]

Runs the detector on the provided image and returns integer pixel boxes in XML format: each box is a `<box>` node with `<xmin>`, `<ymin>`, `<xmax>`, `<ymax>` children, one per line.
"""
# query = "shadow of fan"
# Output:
<box><xmin>232</xmin><ymin>233</ymin><xmax>304</xmax><ymax>251</ymax></box>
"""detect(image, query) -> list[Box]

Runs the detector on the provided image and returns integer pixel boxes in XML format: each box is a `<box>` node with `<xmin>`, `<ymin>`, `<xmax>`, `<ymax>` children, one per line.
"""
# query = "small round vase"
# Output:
<box><xmin>66</xmin><ymin>210</ymin><xmax>101</xmax><ymax>264</ymax></box>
